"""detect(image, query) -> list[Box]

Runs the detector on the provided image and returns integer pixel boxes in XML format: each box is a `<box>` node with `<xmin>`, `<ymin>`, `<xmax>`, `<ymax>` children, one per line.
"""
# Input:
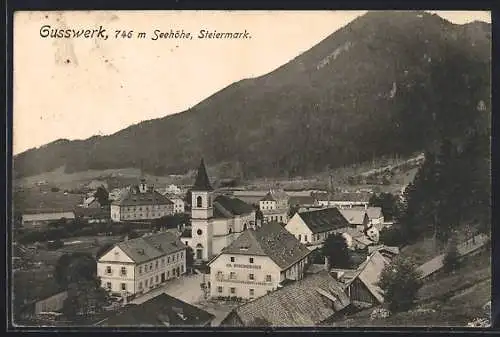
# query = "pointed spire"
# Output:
<box><xmin>193</xmin><ymin>158</ymin><xmax>213</xmax><ymax>191</ymax></box>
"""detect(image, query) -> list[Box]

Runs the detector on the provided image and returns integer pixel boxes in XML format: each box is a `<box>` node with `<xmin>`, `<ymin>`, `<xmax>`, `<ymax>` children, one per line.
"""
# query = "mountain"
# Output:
<box><xmin>13</xmin><ymin>11</ymin><xmax>491</xmax><ymax>180</ymax></box>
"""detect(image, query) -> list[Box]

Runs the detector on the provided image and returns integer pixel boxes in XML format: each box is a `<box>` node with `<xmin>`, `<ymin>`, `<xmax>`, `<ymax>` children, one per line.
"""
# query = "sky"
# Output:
<box><xmin>13</xmin><ymin>10</ymin><xmax>491</xmax><ymax>155</ymax></box>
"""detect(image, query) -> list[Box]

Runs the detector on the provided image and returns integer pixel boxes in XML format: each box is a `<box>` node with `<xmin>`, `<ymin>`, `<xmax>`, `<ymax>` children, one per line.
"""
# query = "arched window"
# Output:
<box><xmin>229</xmin><ymin>228</ymin><xmax>233</xmax><ymax>234</ymax></box>
<box><xmin>196</xmin><ymin>196</ymin><xmax>203</xmax><ymax>208</ymax></box>
<box><xmin>243</xmin><ymin>224</ymin><xmax>247</xmax><ymax>230</ymax></box>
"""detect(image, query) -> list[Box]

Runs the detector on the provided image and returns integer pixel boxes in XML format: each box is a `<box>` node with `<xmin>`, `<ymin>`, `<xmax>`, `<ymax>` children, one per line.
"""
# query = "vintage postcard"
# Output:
<box><xmin>11</xmin><ymin>10</ymin><xmax>491</xmax><ymax>328</ymax></box>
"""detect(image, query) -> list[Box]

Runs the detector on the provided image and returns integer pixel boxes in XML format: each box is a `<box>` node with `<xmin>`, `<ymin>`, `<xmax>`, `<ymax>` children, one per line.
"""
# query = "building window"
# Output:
<box><xmin>304</xmin><ymin>235</ymin><xmax>308</xmax><ymax>242</ymax></box>
<box><xmin>155</xmin><ymin>261</ymin><xmax>159</xmax><ymax>269</ymax></box>
<box><xmin>197</xmin><ymin>229</ymin><xmax>202</xmax><ymax>236</ymax></box>
<box><xmin>161</xmin><ymin>258</ymin><xmax>165</xmax><ymax>266</ymax></box>
<box><xmin>230</xmin><ymin>256</ymin><xmax>235</xmax><ymax>262</ymax></box>
<box><xmin>230</xmin><ymin>272</ymin><xmax>236</xmax><ymax>280</ymax></box>
<box><xmin>150</xmin><ymin>277</ymin><xmax>153</xmax><ymax>285</ymax></box>
<box><xmin>167</xmin><ymin>271</ymin><xmax>170</xmax><ymax>277</ymax></box>
<box><xmin>266</xmin><ymin>275</ymin><xmax>272</xmax><ymax>282</ymax></box>
<box><xmin>196</xmin><ymin>196</ymin><xmax>203</xmax><ymax>208</ymax></box>
<box><xmin>249</xmin><ymin>257</ymin><xmax>254</xmax><ymax>264</ymax></box>
<box><xmin>298</xmin><ymin>234</ymin><xmax>301</xmax><ymax>241</ymax></box>
<box><xmin>168</xmin><ymin>256</ymin><xmax>170</xmax><ymax>263</ymax></box>
<box><xmin>230</xmin><ymin>287</ymin><xmax>236</xmax><ymax>294</ymax></box>
<box><xmin>180</xmin><ymin>252</ymin><xmax>183</xmax><ymax>258</ymax></box>
<box><xmin>217</xmin><ymin>286</ymin><xmax>223</xmax><ymax>293</ymax></box>
<box><xmin>106</xmin><ymin>266</ymin><xmax>112</xmax><ymax>274</ymax></box>
<box><xmin>106</xmin><ymin>282</ymin><xmax>111</xmax><ymax>290</ymax></box>
<box><xmin>139</xmin><ymin>282</ymin><xmax>143</xmax><ymax>290</ymax></box>
<box><xmin>139</xmin><ymin>266</ymin><xmax>142</xmax><ymax>274</ymax></box>
<box><xmin>217</xmin><ymin>271</ymin><xmax>223</xmax><ymax>278</ymax></box>
<box><xmin>181</xmin><ymin>265</ymin><xmax>184</xmax><ymax>273</ymax></box>
<box><xmin>121</xmin><ymin>283</ymin><xmax>126</xmax><ymax>291</ymax></box>
<box><xmin>155</xmin><ymin>275</ymin><xmax>159</xmax><ymax>283</ymax></box>
<box><xmin>121</xmin><ymin>267</ymin><xmax>127</xmax><ymax>276</ymax></box>
<box><xmin>150</xmin><ymin>263</ymin><xmax>153</xmax><ymax>271</ymax></box>
<box><xmin>249</xmin><ymin>273</ymin><xmax>255</xmax><ymax>280</ymax></box>
<box><xmin>249</xmin><ymin>289</ymin><xmax>255</xmax><ymax>297</ymax></box>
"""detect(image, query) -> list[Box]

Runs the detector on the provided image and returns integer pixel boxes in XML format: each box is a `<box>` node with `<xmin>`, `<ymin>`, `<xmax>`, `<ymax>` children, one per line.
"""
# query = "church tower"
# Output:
<box><xmin>190</xmin><ymin>158</ymin><xmax>214</xmax><ymax>260</ymax></box>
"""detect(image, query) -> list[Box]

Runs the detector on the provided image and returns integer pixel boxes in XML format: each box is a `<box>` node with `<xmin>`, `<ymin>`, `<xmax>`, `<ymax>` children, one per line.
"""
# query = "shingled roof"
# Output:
<box><xmin>97</xmin><ymin>293</ymin><xmax>214</xmax><ymax>327</ymax></box>
<box><xmin>346</xmin><ymin>251</ymin><xmax>389</xmax><ymax>304</ymax></box>
<box><xmin>222</xmin><ymin>271</ymin><xmax>350</xmax><ymax>327</ymax></box>
<box><xmin>100</xmin><ymin>232</ymin><xmax>186</xmax><ymax>264</ymax></box>
<box><xmin>339</xmin><ymin>209</ymin><xmax>368</xmax><ymax>226</ymax></box>
<box><xmin>297</xmin><ymin>208</ymin><xmax>350</xmax><ymax>234</ymax></box>
<box><xmin>192</xmin><ymin>158</ymin><xmax>213</xmax><ymax>191</ymax></box>
<box><xmin>216</xmin><ymin>222</ymin><xmax>311</xmax><ymax>270</ymax></box>
<box><xmin>111</xmin><ymin>190</ymin><xmax>173</xmax><ymax>207</ymax></box>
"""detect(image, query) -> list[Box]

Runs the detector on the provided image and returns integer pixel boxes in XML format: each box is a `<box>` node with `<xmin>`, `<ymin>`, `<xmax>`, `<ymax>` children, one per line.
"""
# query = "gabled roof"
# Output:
<box><xmin>213</xmin><ymin>195</ymin><xmax>255</xmax><ymax>218</ymax></box>
<box><xmin>347</xmin><ymin>251</ymin><xmax>389</xmax><ymax>304</ymax></box>
<box><xmin>366</xmin><ymin>207</ymin><xmax>383</xmax><ymax>219</ymax></box>
<box><xmin>111</xmin><ymin>190</ymin><xmax>173</xmax><ymax>206</ymax></box>
<box><xmin>224</xmin><ymin>271</ymin><xmax>350</xmax><ymax>326</ymax></box>
<box><xmin>289</xmin><ymin>195</ymin><xmax>316</xmax><ymax>206</ymax></box>
<box><xmin>101</xmin><ymin>232</ymin><xmax>186</xmax><ymax>264</ymax></box>
<box><xmin>192</xmin><ymin>158</ymin><xmax>213</xmax><ymax>191</ymax></box>
<box><xmin>97</xmin><ymin>293</ymin><xmax>214</xmax><ymax>327</ymax></box>
<box><xmin>260</xmin><ymin>192</ymin><xmax>276</xmax><ymax>202</ymax></box>
<box><xmin>216</xmin><ymin>222</ymin><xmax>311</xmax><ymax>270</ymax></box>
<box><xmin>296</xmin><ymin>208</ymin><xmax>350</xmax><ymax>234</ymax></box>
<box><xmin>339</xmin><ymin>209</ymin><xmax>368</xmax><ymax>225</ymax></box>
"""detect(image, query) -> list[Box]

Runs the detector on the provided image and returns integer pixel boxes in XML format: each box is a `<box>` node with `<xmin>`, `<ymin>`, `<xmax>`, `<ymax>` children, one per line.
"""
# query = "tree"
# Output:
<box><xmin>321</xmin><ymin>233</ymin><xmax>351</xmax><ymax>269</ymax></box>
<box><xmin>369</xmin><ymin>192</ymin><xmax>401</xmax><ymax>221</ymax></box>
<box><xmin>185</xmin><ymin>246</ymin><xmax>195</xmax><ymax>273</ymax></box>
<box><xmin>94</xmin><ymin>186</ymin><xmax>109</xmax><ymax>206</ymax></box>
<box><xmin>288</xmin><ymin>204</ymin><xmax>300</xmax><ymax>218</ymax></box>
<box><xmin>443</xmin><ymin>236</ymin><xmax>462</xmax><ymax>273</ymax></box>
<box><xmin>55</xmin><ymin>252</ymin><xmax>97</xmax><ymax>288</ymax></box>
<box><xmin>378</xmin><ymin>257</ymin><xmax>423</xmax><ymax>312</ymax></box>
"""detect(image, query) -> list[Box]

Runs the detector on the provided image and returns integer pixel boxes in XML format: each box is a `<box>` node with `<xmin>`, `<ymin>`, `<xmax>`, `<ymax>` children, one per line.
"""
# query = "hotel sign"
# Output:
<box><xmin>225</xmin><ymin>263</ymin><xmax>261</xmax><ymax>269</ymax></box>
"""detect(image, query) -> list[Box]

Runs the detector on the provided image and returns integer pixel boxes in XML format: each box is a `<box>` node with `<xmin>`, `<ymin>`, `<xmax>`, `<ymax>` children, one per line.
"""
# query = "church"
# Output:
<box><xmin>181</xmin><ymin>159</ymin><xmax>257</xmax><ymax>262</ymax></box>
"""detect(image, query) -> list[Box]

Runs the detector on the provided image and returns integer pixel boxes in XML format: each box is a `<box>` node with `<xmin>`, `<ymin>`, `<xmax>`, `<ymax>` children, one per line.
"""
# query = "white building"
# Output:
<box><xmin>338</xmin><ymin>209</ymin><xmax>370</xmax><ymax>232</ymax></box>
<box><xmin>171</xmin><ymin>197</ymin><xmax>185</xmax><ymax>214</ymax></box>
<box><xmin>97</xmin><ymin>231</ymin><xmax>187</xmax><ymax>297</ymax></box>
<box><xmin>165</xmin><ymin>184</ymin><xmax>182</xmax><ymax>195</ymax></box>
<box><xmin>208</xmin><ymin>222</ymin><xmax>312</xmax><ymax>300</ymax></box>
<box><xmin>285</xmin><ymin>208</ymin><xmax>351</xmax><ymax>250</ymax></box>
<box><xmin>180</xmin><ymin>159</ymin><xmax>256</xmax><ymax>262</ymax></box>
<box><xmin>110</xmin><ymin>179</ymin><xmax>174</xmax><ymax>222</ymax></box>
<box><xmin>259</xmin><ymin>190</ymin><xmax>289</xmax><ymax>224</ymax></box>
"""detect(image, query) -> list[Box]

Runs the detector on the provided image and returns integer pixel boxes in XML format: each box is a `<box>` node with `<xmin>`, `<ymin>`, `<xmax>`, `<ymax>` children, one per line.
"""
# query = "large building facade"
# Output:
<box><xmin>181</xmin><ymin>159</ymin><xmax>256</xmax><ymax>262</ymax></box>
<box><xmin>97</xmin><ymin>232</ymin><xmax>187</xmax><ymax>297</ymax></box>
<box><xmin>110</xmin><ymin>180</ymin><xmax>174</xmax><ymax>222</ymax></box>
<box><xmin>208</xmin><ymin>222</ymin><xmax>312</xmax><ymax>300</ymax></box>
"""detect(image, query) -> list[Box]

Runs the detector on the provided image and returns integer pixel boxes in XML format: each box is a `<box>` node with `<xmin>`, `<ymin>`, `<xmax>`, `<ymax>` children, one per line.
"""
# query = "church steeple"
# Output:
<box><xmin>193</xmin><ymin>158</ymin><xmax>213</xmax><ymax>191</ymax></box>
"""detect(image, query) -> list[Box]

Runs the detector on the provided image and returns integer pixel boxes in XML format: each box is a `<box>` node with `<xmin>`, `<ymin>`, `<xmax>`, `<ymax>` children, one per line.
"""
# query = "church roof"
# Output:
<box><xmin>218</xmin><ymin>222</ymin><xmax>311</xmax><ymax>270</ymax></box>
<box><xmin>111</xmin><ymin>190</ymin><xmax>173</xmax><ymax>206</ymax></box>
<box><xmin>192</xmin><ymin>159</ymin><xmax>213</xmax><ymax>191</ymax></box>
<box><xmin>213</xmin><ymin>195</ymin><xmax>254</xmax><ymax>217</ymax></box>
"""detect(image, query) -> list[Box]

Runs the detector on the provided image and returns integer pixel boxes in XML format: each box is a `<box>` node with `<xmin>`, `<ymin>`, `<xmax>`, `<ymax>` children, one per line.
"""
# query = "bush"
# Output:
<box><xmin>379</xmin><ymin>227</ymin><xmax>405</xmax><ymax>247</ymax></box>
<box><xmin>378</xmin><ymin>257</ymin><xmax>423</xmax><ymax>312</ymax></box>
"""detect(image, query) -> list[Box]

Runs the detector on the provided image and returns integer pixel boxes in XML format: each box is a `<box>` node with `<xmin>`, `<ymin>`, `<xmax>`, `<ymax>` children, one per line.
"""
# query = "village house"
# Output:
<box><xmin>21</xmin><ymin>209</ymin><xmax>75</xmax><ymax>230</ymax></box>
<box><xmin>165</xmin><ymin>184</ymin><xmax>183</xmax><ymax>195</ymax></box>
<box><xmin>74</xmin><ymin>206</ymin><xmax>110</xmax><ymax>224</ymax></box>
<box><xmin>259</xmin><ymin>190</ymin><xmax>290</xmax><ymax>224</ymax></box>
<box><xmin>208</xmin><ymin>221</ymin><xmax>312</xmax><ymax>300</ymax></box>
<box><xmin>110</xmin><ymin>179</ymin><xmax>174</xmax><ymax>222</ymax></box>
<box><xmin>180</xmin><ymin>159</ymin><xmax>256</xmax><ymax>262</ymax></box>
<box><xmin>97</xmin><ymin>231</ymin><xmax>187</xmax><ymax>297</ymax></box>
<box><xmin>220</xmin><ymin>270</ymin><xmax>350</xmax><ymax>327</ymax></box>
<box><xmin>96</xmin><ymin>293</ymin><xmax>215</xmax><ymax>327</ymax></box>
<box><xmin>284</xmin><ymin>208</ymin><xmax>351</xmax><ymax>250</ymax></box>
<box><xmin>161</xmin><ymin>195</ymin><xmax>185</xmax><ymax>214</ymax></box>
<box><xmin>331</xmin><ymin>251</ymin><xmax>389</xmax><ymax>309</ymax></box>
<box><xmin>339</xmin><ymin>209</ymin><xmax>370</xmax><ymax>232</ymax></box>
<box><xmin>352</xmin><ymin>206</ymin><xmax>385</xmax><ymax>229</ymax></box>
